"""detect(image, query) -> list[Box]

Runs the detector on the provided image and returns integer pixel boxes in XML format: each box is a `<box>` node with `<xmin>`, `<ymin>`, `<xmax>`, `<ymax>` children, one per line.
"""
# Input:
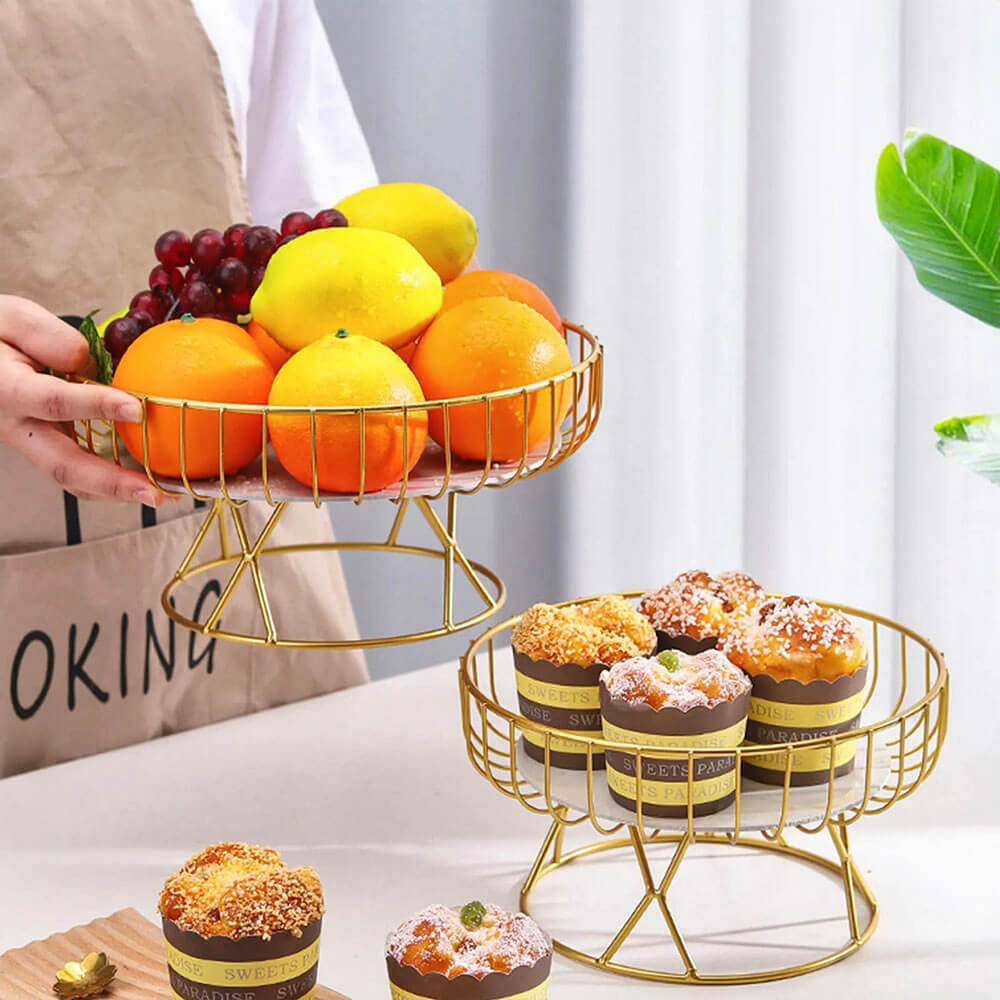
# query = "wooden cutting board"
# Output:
<box><xmin>0</xmin><ymin>908</ymin><xmax>351</xmax><ymax>1000</ymax></box>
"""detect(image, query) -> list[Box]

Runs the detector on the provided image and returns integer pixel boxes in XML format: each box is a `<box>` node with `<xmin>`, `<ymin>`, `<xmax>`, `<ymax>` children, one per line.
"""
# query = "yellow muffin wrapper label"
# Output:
<box><xmin>606</xmin><ymin>764</ymin><xmax>736</xmax><ymax>805</ymax></box>
<box><xmin>173</xmin><ymin>992</ymin><xmax>314</xmax><ymax>1000</ymax></box>
<box><xmin>389</xmin><ymin>980</ymin><xmax>548</xmax><ymax>1000</ymax></box>
<box><xmin>744</xmin><ymin>738</ymin><xmax>857</xmax><ymax>772</ymax></box>
<box><xmin>165</xmin><ymin>940</ymin><xmax>320</xmax><ymax>987</ymax></box>
<box><xmin>748</xmin><ymin>690</ymin><xmax>865</xmax><ymax>729</ymax></box>
<box><xmin>523</xmin><ymin>729</ymin><xmax>603</xmax><ymax>754</ymax></box>
<box><xmin>515</xmin><ymin>671</ymin><xmax>600</xmax><ymax>710</ymax></box>
<box><xmin>602</xmin><ymin>718</ymin><xmax>747</xmax><ymax>750</ymax></box>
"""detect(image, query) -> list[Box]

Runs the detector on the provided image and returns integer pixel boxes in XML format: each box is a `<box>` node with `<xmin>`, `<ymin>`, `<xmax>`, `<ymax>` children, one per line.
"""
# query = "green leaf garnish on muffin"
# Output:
<box><xmin>460</xmin><ymin>900</ymin><xmax>486</xmax><ymax>930</ymax></box>
<box><xmin>657</xmin><ymin>650</ymin><xmax>680</xmax><ymax>671</ymax></box>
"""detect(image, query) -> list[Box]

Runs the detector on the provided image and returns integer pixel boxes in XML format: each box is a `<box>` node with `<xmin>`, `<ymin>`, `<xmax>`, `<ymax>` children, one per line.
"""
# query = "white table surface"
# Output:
<box><xmin>1</xmin><ymin>660</ymin><xmax>997</xmax><ymax>998</ymax></box>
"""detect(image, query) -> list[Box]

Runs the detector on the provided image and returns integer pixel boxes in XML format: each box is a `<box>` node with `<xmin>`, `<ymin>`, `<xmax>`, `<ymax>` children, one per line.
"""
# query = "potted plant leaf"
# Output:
<box><xmin>876</xmin><ymin>130</ymin><xmax>1000</xmax><ymax>480</ymax></box>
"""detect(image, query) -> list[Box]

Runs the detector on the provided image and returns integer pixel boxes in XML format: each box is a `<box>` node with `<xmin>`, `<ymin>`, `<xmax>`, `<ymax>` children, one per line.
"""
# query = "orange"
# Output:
<box><xmin>247</xmin><ymin>318</ymin><xmax>293</xmax><ymax>371</ymax></box>
<box><xmin>410</xmin><ymin>297</ymin><xmax>573</xmax><ymax>462</ymax></box>
<box><xmin>267</xmin><ymin>329</ymin><xmax>427</xmax><ymax>493</ymax></box>
<box><xmin>441</xmin><ymin>270</ymin><xmax>563</xmax><ymax>332</ymax></box>
<box><xmin>396</xmin><ymin>339</ymin><xmax>419</xmax><ymax>365</ymax></box>
<box><xmin>113</xmin><ymin>316</ymin><xmax>274</xmax><ymax>478</ymax></box>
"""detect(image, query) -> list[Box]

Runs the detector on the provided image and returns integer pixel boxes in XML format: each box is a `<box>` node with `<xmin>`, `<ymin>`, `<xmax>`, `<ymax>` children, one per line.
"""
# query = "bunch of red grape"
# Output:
<box><xmin>104</xmin><ymin>208</ymin><xmax>347</xmax><ymax>361</ymax></box>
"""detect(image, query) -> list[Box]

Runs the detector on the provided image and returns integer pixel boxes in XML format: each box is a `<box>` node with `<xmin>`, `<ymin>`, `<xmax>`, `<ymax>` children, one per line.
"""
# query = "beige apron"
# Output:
<box><xmin>0</xmin><ymin>0</ymin><xmax>367</xmax><ymax>777</ymax></box>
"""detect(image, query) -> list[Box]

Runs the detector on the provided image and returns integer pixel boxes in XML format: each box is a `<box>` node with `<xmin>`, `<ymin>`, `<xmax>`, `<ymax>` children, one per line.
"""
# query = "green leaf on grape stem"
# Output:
<box><xmin>80</xmin><ymin>309</ymin><xmax>114</xmax><ymax>385</ymax></box>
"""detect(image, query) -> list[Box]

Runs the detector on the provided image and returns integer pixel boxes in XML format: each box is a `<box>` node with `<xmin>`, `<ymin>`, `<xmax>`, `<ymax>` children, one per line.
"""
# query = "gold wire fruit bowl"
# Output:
<box><xmin>72</xmin><ymin>322</ymin><xmax>601</xmax><ymax>505</ymax></box>
<box><xmin>69</xmin><ymin>323</ymin><xmax>602</xmax><ymax>650</ymax></box>
<box><xmin>458</xmin><ymin>594</ymin><xmax>948</xmax><ymax>985</ymax></box>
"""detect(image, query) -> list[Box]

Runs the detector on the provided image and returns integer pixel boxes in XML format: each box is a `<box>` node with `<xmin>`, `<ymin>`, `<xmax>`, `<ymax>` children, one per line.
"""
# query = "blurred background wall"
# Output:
<box><xmin>318</xmin><ymin>0</ymin><xmax>1000</xmax><ymax>767</ymax></box>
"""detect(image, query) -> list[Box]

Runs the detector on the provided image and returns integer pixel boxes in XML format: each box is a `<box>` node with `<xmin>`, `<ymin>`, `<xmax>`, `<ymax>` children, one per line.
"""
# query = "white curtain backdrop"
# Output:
<box><xmin>322</xmin><ymin>0</ymin><xmax>999</xmax><ymax>779</ymax></box>
<box><xmin>563</xmin><ymin>0</ymin><xmax>1000</xmax><ymax>773</ymax></box>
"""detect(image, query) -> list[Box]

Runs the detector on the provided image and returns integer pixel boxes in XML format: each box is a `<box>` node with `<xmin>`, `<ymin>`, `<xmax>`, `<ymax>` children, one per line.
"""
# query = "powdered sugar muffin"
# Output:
<box><xmin>386</xmin><ymin>902</ymin><xmax>551</xmax><ymax>998</ymax></box>
<box><xmin>512</xmin><ymin>596</ymin><xmax>656</xmax><ymax>770</ymax></box>
<box><xmin>601</xmin><ymin>649</ymin><xmax>752</xmax><ymax>712</ymax></box>
<box><xmin>724</xmin><ymin>597</ymin><xmax>869</xmax><ymax>786</ymax></box>
<box><xmin>723</xmin><ymin>595</ymin><xmax>866</xmax><ymax>682</ymax></box>
<box><xmin>159</xmin><ymin>843</ymin><xmax>324</xmax><ymax>1000</ymax></box>
<box><xmin>599</xmin><ymin>650</ymin><xmax>752</xmax><ymax>818</ymax></box>
<box><xmin>639</xmin><ymin>570</ymin><xmax>764</xmax><ymax>652</ymax></box>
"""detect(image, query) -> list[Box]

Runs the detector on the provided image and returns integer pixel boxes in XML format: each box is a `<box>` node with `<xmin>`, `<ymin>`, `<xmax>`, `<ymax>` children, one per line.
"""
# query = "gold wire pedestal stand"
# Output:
<box><xmin>459</xmin><ymin>595</ymin><xmax>948</xmax><ymax>985</ymax></box>
<box><xmin>73</xmin><ymin>323</ymin><xmax>602</xmax><ymax>648</ymax></box>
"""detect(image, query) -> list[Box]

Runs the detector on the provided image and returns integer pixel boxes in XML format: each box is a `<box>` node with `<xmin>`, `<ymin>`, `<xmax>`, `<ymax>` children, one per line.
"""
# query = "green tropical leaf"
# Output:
<box><xmin>935</xmin><ymin>413</ymin><xmax>1000</xmax><ymax>485</ymax></box>
<box><xmin>876</xmin><ymin>131</ymin><xmax>999</xmax><ymax>326</ymax></box>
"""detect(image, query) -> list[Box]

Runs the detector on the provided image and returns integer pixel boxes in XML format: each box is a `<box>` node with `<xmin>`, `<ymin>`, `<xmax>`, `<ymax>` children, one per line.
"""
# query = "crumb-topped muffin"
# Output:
<box><xmin>601</xmin><ymin>649</ymin><xmax>751</xmax><ymax>712</ymax></box>
<box><xmin>512</xmin><ymin>596</ymin><xmax>654</xmax><ymax>771</ymax></box>
<box><xmin>639</xmin><ymin>570</ymin><xmax>764</xmax><ymax>650</ymax></box>
<box><xmin>159</xmin><ymin>841</ymin><xmax>324</xmax><ymax>940</ymax></box>
<box><xmin>723</xmin><ymin>595</ymin><xmax>866</xmax><ymax>682</ymax></box>
<box><xmin>512</xmin><ymin>595</ymin><xmax>655</xmax><ymax>666</ymax></box>
<box><xmin>386</xmin><ymin>902</ymin><xmax>551</xmax><ymax>998</ymax></box>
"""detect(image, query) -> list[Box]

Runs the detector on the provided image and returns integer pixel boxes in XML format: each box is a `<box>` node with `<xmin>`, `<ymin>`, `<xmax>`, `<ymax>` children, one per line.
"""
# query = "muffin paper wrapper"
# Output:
<box><xmin>742</xmin><ymin>668</ymin><xmax>868</xmax><ymax>786</ymax></box>
<box><xmin>654</xmin><ymin>630</ymin><xmax>719</xmax><ymax>655</ymax></box>
<box><xmin>385</xmin><ymin>951</ymin><xmax>550</xmax><ymax>999</ymax></box>
<box><xmin>163</xmin><ymin>917</ymin><xmax>321</xmax><ymax>1000</ymax></box>
<box><xmin>599</xmin><ymin>683</ymin><xmax>751</xmax><ymax>818</ymax></box>
<box><xmin>514</xmin><ymin>650</ymin><xmax>606</xmax><ymax>770</ymax></box>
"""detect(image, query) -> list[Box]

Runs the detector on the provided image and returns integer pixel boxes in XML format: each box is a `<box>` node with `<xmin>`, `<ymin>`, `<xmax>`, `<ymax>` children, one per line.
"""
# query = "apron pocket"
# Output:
<box><xmin>0</xmin><ymin>510</ymin><xmax>253</xmax><ymax>777</ymax></box>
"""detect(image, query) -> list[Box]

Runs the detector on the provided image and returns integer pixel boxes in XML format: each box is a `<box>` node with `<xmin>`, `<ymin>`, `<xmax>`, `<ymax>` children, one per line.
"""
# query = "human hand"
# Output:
<box><xmin>0</xmin><ymin>295</ymin><xmax>168</xmax><ymax>505</ymax></box>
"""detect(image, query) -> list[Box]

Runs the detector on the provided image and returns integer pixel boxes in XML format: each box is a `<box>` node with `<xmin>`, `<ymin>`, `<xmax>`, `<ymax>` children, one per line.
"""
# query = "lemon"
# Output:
<box><xmin>335</xmin><ymin>182</ymin><xmax>478</xmax><ymax>283</ymax></box>
<box><xmin>250</xmin><ymin>227</ymin><xmax>442</xmax><ymax>352</ymax></box>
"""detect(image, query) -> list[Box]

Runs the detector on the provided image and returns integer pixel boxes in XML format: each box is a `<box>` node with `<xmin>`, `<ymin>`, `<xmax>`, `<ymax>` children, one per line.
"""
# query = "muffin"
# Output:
<box><xmin>386</xmin><ymin>902</ymin><xmax>551</xmax><ymax>999</ymax></box>
<box><xmin>639</xmin><ymin>570</ymin><xmax>765</xmax><ymax>653</ymax></box>
<box><xmin>159</xmin><ymin>842</ymin><xmax>324</xmax><ymax>1000</ymax></box>
<box><xmin>599</xmin><ymin>650</ymin><xmax>751</xmax><ymax>818</ymax></box>
<box><xmin>512</xmin><ymin>595</ymin><xmax>656</xmax><ymax>770</ymax></box>
<box><xmin>723</xmin><ymin>596</ymin><xmax>868</xmax><ymax>785</ymax></box>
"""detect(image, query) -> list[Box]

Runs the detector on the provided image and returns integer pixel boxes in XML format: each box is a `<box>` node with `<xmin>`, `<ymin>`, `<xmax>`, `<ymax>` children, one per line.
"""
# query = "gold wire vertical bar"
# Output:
<box><xmin>355</xmin><ymin>408</ymin><xmax>367</xmax><ymax>505</ymax></box>
<box><xmin>309</xmin><ymin>409</ymin><xmax>320</xmax><ymax>507</ymax></box>
<box><xmin>110</xmin><ymin>416</ymin><xmax>121</xmax><ymax>465</ymax></box>
<box><xmin>398</xmin><ymin>403</ymin><xmax>410</xmax><ymax>500</ymax></box>
<box><xmin>487</xmin><ymin>637</ymin><xmax>500</xmax><ymax>705</ymax></box>
<box><xmin>217</xmin><ymin>406</ymin><xmax>233</xmax><ymax>504</ymax></box>
<box><xmin>178</xmin><ymin>401</ymin><xmax>191</xmax><ymax>497</ymax></box>
<box><xmin>442</xmin><ymin>493</ymin><xmax>457</xmax><ymax>628</ymax></box>
<box><xmin>216</xmin><ymin>497</ymin><xmax>230</xmax><ymax>558</ymax></box>
<box><xmin>891</xmin><ymin>630</ymin><xmax>908</xmax><ymax>714</ymax></box>
<box><xmin>261</xmin><ymin>409</ymin><xmax>274</xmax><ymax>507</ymax></box>
<box><xmin>634</xmin><ymin>750</ymin><xmax>646</xmax><ymax>841</ymax></box>
<box><xmin>545</xmin><ymin>376</ymin><xmax>559</xmax><ymax>462</ymax></box>
<box><xmin>732</xmin><ymin>751</ymin><xmax>742</xmax><ymax>841</ymax></box>
<box><xmin>84</xmin><ymin>416</ymin><xmax>95</xmax><ymax>455</ymax></box>
<box><xmin>686</xmin><ymin>750</ymin><xmax>695</xmax><ymax>841</ymax></box>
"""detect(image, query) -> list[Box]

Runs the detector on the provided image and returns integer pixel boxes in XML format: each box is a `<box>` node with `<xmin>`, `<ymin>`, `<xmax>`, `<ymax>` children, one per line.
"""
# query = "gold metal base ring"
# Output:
<box><xmin>161</xmin><ymin>495</ymin><xmax>506</xmax><ymax>649</ymax></box>
<box><xmin>519</xmin><ymin>819</ymin><xmax>878</xmax><ymax>985</ymax></box>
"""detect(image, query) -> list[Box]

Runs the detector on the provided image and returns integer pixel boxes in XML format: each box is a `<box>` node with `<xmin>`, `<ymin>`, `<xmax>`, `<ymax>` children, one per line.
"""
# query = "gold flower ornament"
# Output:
<box><xmin>52</xmin><ymin>952</ymin><xmax>117</xmax><ymax>998</ymax></box>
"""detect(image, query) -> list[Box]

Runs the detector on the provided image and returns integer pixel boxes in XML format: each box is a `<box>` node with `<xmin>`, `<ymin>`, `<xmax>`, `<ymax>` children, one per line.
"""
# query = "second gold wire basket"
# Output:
<box><xmin>459</xmin><ymin>594</ymin><xmax>948</xmax><ymax>985</ymax></box>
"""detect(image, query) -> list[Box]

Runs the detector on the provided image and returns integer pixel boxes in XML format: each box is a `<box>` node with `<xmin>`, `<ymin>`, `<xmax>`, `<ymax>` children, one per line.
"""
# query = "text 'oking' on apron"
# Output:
<box><xmin>0</xmin><ymin>0</ymin><xmax>366</xmax><ymax>778</ymax></box>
